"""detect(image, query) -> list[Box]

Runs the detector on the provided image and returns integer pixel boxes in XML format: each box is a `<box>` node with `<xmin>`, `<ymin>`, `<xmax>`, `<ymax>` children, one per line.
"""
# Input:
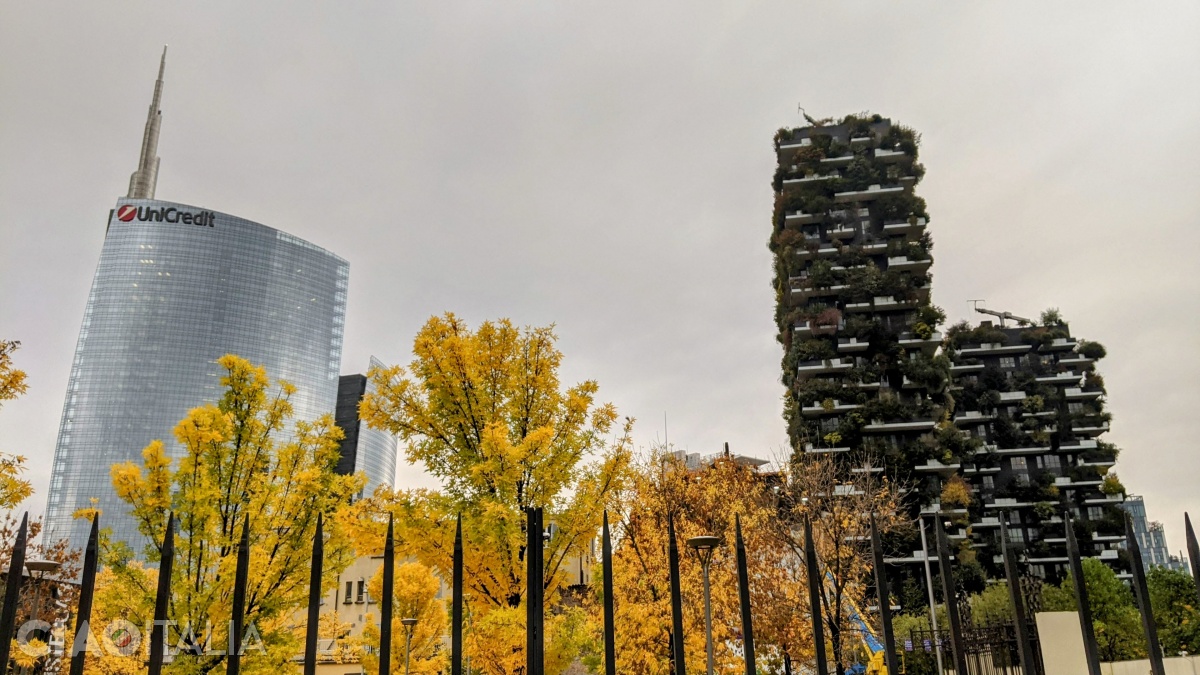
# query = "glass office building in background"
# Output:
<box><xmin>334</xmin><ymin>357</ymin><xmax>399</xmax><ymax>499</ymax></box>
<box><xmin>44</xmin><ymin>49</ymin><xmax>351</xmax><ymax>552</ymax></box>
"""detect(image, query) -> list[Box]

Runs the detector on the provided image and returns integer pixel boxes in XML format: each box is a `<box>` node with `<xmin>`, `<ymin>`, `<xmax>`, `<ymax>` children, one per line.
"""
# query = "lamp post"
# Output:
<box><xmin>24</xmin><ymin>559</ymin><xmax>61</xmax><ymax>675</ymax></box>
<box><xmin>687</xmin><ymin>535</ymin><xmax>721</xmax><ymax>675</ymax></box>
<box><xmin>401</xmin><ymin>617</ymin><xmax>418</xmax><ymax>675</ymax></box>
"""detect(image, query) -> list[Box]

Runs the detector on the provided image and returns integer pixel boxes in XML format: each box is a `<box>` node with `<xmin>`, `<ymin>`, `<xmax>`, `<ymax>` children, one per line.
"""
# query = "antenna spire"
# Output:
<box><xmin>127</xmin><ymin>45</ymin><xmax>167</xmax><ymax>199</ymax></box>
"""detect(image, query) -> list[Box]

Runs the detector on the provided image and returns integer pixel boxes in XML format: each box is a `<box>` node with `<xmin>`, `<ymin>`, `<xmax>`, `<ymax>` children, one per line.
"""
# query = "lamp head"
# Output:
<box><xmin>25</xmin><ymin>559</ymin><xmax>61</xmax><ymax>575</ymax></box>
<box><xmin>401</xmin><ymin>617</ymin><xmax>418</xmax><ymax>628</ymax></box>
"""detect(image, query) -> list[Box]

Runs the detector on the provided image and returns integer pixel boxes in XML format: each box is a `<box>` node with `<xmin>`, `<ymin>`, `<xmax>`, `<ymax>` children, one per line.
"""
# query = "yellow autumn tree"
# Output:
<box><xmin>770</xmin><ymin>454</ymin><xmax>903</xmax><ymax>675</ymax></box>
<box><xmin>99</xmin><ymin>354</ymin><xmax>363</xmax><ymax>674</ymax></box>
<box><xmin>342</xmin><ymin>314</ymin><xmax>632</xmax><ymax>675</ymax></box>
<box><xmin>596</xmin><ymin>448</ymin><xmax>809</xmax><ymax>675</ymax></box>
<box><xmin>358</xmin><ymin>562</ymin><xmax>447</xmax><ymax>674</ymax></box>
<box><xmin>0</xmin><ymin>339</ymin><xmax>33</xmax><ymax>508</ymax></box>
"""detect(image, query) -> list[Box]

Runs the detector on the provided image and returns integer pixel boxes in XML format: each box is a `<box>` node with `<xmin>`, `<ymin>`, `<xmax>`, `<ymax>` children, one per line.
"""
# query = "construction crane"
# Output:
<box><xmin>969</xmin><ymin>300</ymin><xmax>1033</xmax><ymax>328</ymax></box>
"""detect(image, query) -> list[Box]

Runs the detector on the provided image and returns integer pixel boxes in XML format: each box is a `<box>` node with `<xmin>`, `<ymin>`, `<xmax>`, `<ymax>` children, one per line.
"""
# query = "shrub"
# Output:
<box><xmin>1078</xmin><ymin>341</ymin><xmax>1107</xmax><ymax>360</ymax></box>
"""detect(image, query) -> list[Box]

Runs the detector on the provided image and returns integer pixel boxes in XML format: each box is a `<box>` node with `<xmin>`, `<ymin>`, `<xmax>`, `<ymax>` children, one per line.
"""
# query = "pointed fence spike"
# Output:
<box><xmin>303</xmin><ymin>512</ymin><xmax>324</xmax><ymax>675</ymax></box>
<box><xmin>803</xmin><ymin>515</ymin><xmax>828</xmax><ymax>675</ymax></box>
<box><xmin>735</xmin><ymin>514</ymin><xmax>756</xmax><ymax>675</ymax></box>
<box><xmin>934</xmin><ymin>517</ymin><xmax>969</xmax><ymax>675</ymax></box>
<box><xmin>452</xmin><ymin>514</ymin><xmax>463</xmax><ymax>675</ymax></box>
<box><xmin>1065</xmin><ymin>512</ymin><xmax>1102</xmax><ymax>675</ymax></box>
<box><xmin>1185</xmin><ymin>513</ymin><xmax>1200</xmax><ymax>609</ymax></box>
<box><xmin>69</xmin><ymin>515</ymin><xmax>100</xmax><ymax>675</ymax></box>
<box><xmin>0</xmin><ymin>513</ymin><xmax>30</xmax><ymax>670</ymax></box>
<box><xmin>998</xmin><ymin>513</ymin><xmax>1037</xmax><ymax>675</ymax></box>
<box><xmin>602</xmin><ymin>511</ymin><xmax>616</xmax><ymax>675</ymax></box>
<box><xmin>380</xmin><ymin>513</ymin><xmax>395</xmax><ymax>675</ymax></box>
<box><xmin>869</xmin><ymin>515</ymin><xmax>898</xmax><ymax>675</ymax></box>
<box><xmin>1126</xmin><ymin>513</ymin><xmax>1166</xmax><ymax>675</ymax></box>
<box><xmin>667</xmin><ymin>513</ymin><xmax>687</xmax><ymax>675</ymax></box>
<box><xmin>227</xmin><ymin>515</ymin><xmax>251</xmax><ymax>675</ymax></box>
<box><xmin>148</xmin><ymin>512</ymin><xmax>176</xmax><ymax>675</ymax></box>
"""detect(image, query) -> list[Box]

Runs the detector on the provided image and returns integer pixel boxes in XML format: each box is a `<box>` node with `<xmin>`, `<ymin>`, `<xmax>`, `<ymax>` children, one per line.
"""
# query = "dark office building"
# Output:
<box><xmin>333</xmin><ymin>358</ymin><xmax>397</xmax><ymax>498</ymax></box>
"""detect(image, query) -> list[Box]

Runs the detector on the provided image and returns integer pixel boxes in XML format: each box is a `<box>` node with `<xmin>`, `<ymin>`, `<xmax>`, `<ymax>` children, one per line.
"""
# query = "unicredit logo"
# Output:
<box><xmin>116</xmin><ymin>205</ymin><xmax>216</xmax><ymax>228</ymax></box>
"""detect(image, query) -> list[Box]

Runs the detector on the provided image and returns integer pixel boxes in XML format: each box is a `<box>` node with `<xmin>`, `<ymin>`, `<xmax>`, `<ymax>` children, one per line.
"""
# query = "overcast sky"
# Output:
<box><xmin>2</xmin><ymin>2</ymin><xmax>1198</xmax><ymax>550</ymax></box>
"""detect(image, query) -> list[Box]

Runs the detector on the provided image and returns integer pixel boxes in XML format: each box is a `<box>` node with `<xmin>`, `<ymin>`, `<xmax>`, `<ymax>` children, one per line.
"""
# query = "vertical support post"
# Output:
<box><xmin>380</xmin><ymin>514</ymin><xmax>395</xmax><ymax>675</ymax></box>
<box><xmin>69</xmin><ymin>515</ymin><xmax>100</xmax><ymax>675</ymax></box>
<box><xmin>734</xmin><ymin>515</ymin><xmax>756</xmax><ymax>675</ymax></box>
<box><xmin>999</xmin><ymin>513</ymin><xmax>1037</xmax><ymax>675</ymax></box>
<box><xmin>602</xmin><ymin>511</ymin><xmax>616</xmax><ymax>675</ymax></box>
<box><xmin>1125</xmin><ymin>513</ymin><xmax>1165</xmax><ymax>675</ymax></box>
<box><xmin>1185</xmin><ymin>513</ymin><xmax>1200</xmax><ymax>609</ymax></box>
<box><xmin>934</xmin><ymin>517</ymin><xmax>969</xmax><ymax>675</ymax></box>
<box><xmin>869</xmin><ymin>515</ymin><xmax>899</xmax><ymax>675</ymax></box>
<box><xmin>1064</xmin><ymin>513</ymin><xmax>1102</xmax><ymax>675</ymax></box>
<box><xmin>918</xmin><ymin>519</ymin><xmax>945</xmax><ymax>674</ymax></box>
<box><xmin>452</xmin><ymin>514</ymin><xmax>463</xmax><ymax>675</ymax></box>
<box><xmin>227</xmin><ymin>515</ymin><xmax>250</xmax><ymax>675</ymax></box>
<box><xmin>0</xmin><ymin>513</ymin><xmax>28</xmax><ymax>672</ymax></box>
<box><xmin>804</xmin><ymin>516</ymin><xmax>828</xmax><ymax>675</ymax></box>
<box><xmin>667</xmin><ymin>514</ymin><xmax>687</xmax><ymax>675</ymax></box>
<box><xmin>148</xmin><ymin>512</ymin><xmax>176</xmax><ymax>675</ymax></box>
<box><xmin>303</xmin><ymin>513</ymin><xmax>324</xmax><ymax>675</ymax></box>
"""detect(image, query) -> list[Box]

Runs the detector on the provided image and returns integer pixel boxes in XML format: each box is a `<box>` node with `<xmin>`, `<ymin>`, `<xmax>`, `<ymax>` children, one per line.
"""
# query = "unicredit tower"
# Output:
<box><xmin>44</xmin><ymin>47</ymin><xmax>349</xmax><ymax>552</ymax></box>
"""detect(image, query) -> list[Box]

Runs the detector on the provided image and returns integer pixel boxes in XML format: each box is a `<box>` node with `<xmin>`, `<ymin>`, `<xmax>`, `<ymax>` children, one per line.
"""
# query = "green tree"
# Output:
<box><xmin>1148</xmin><ymin>567</ymin><xmax>1200</xmax><ymax>656</ymax></box>
<box><xmin>101</xmin><ymin>354</ymin><xmax>363</xmax><ymax>674</ymax></box>
<box><xmin>346</xmin><ymin>314</ymin><xmax>632</xmax><ymax>675</ymax></box>
<box><xmin>1041</xmin><ymin>558</ymin><xmax>1144</xmax><ymax>661</ymax></box>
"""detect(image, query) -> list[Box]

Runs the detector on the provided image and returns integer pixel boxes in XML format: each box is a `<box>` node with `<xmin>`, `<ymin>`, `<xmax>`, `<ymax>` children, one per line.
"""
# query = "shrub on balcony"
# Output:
<box><xmin>1101</xmin><ymin>473</ymin><xmax>1125</xmax><ymax>496</ymax></box>
<box><xmin>1078</xmin><ymin>341</ymin><xmax>1107</xmax><ymax>360</ymax></box>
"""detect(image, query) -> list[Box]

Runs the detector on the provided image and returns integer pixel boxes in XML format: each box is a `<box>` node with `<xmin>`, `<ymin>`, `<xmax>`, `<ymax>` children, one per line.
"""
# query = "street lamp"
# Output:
<box><xmin>24</xmin><ymin>559</ymin><xmax>61</xmax><ymax>675</ymax></box>
<box><xmin>687</xmin><ymin>535</ymin><xmax>721</xmax><ymax>675</ymax></box>
<box><xmin>401</xmin><ymin>617</ymin><xmax>418</xmax><ymax>675</ymax></box>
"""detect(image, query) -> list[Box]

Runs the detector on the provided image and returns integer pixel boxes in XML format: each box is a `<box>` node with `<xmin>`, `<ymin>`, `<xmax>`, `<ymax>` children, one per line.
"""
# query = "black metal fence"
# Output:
<box><xmin>899</xmin><ymin>623</ymin><xmax>1042</xmax><ymax>675</ymax></box>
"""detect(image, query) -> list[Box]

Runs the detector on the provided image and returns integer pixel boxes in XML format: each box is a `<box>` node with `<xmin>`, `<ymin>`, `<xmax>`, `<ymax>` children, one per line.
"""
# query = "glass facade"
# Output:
<box><xmin>333</xmin><ymin>357</ymin><xmax>398</xmax><ymax>498</ymax></box>
<box><xmin>45</xmin><ymin>198</ymin><xmax>349</xmax><ymax>553</ymax></box>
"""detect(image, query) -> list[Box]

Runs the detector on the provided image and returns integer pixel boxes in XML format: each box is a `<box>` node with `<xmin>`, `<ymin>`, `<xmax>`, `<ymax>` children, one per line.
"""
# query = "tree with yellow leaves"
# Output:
<box><xmin>343</xmin><ymin>314</ymin><xmax>631</xmax><ymax>675</ymax></box>
<box><xmin>595</xmin><ymin>448</ymin><xmax>810</xmax><ymax>675</ymax></box>
<box><xmin>99</xmin><ymin>354</ymin><xmax>363</xmax><ymax>674</ymax></box>
<box><xmin>0</xmin><ymin>339</ymin><xmax>33</xmax><ymax>509</ymax></box>
<box><xmin>770</xmin><ymin>454</ymin><xmax>903</xmax><ymax>675</ymax></box>
<box><xmin>359</xmin><ymin>562</ymin><xmax>447</xmax><ymax>674</ymax></box>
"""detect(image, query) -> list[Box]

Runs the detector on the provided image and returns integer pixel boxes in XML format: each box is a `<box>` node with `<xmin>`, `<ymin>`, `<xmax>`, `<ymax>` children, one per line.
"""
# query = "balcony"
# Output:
<box><xmin>898</xmin><ymin>331</ymin><xmax>942</xmax><ymax>352</ymax></box>
<box><xmin>953</xmin><ymin>410</ymin><xmax>994</xmax><ymax>424</ymax></box>
<box><xmin>998</xmin><ymin>391</ymin><xmax>1028</xmax><ymax>402</ymax></box>
<box><xmin>1036</xmin><ymin>371</ymin><xmax>1082</xmax><ymax>385</ymax></box>
<box><xmin>837</xmin><ymin>337</ymin><xmax>870</xmax><ymax>353</ymax></box>
<box><xmin>777</xmin><ymin>136</ymin><xmax>812</xmax><ymax>151</ymax></box>
<box><xmin>1092</xmin><ymin>533</ymin><xmax>1126</xmax><ymax>543</ymax></box>
<box><xmin>1078</xmin><ymin>457</ymin><xmax>1116</xmax><ymax>469</ymax></box>
<box><xmin>1072</xmin><ymin>423</ymin><xmax>1109</xmax><ymax>437</ymax></box>
<box><xmin>863</xmin><ymin>418</ymin><xmax>937</xmax><ymax>433</ymax></box>
<box><xmin>873</xmin><ymin>295</ymin><xmax>919</xmax><ymax>312</ymax></box>
<box><xmin>972</xmin><ymin>517</ymin><xmax>1002</xmax><ymax>528</ymax></box>
<box><xmin>874</xmin><ymin>148</ymin><xmax>907</xmax><ymax>162</ymax></box>
<box><xmin>1098</xmin><ymin>549</ymin><xmax>1119</xmax><ymax>561</ymax></box>
<box><xmin>1084</xmin><ymin>494</ymin><xmax>1125</xmax><ymax>505</ymax></box>
<box><xmin>820</xmin><ymin>154</ymin><xmax>854</xmax><ymax>167</ymax></box>
<box><xmin>793</xmin><ymin>319</ymin><xmax>842</xmax><ymax>338</ymax></box>
<box><xmin>886</xmin><ymin>256</ymin><xmax>932</xmax><ymax>273</ymax></box>
<box><xmin>782</xmin><ymin>173</ymin><xmax>838</xmax><ymax>190</ymax></box>
<box><xmin>985</xmin><ymin>498</ymin><xmax>1035</xmax><ymax>509</ymax></box>
<box><xmin>1058</xmin><ymin>355</ymin><xmax>1094</xmax><ymax>368</ymax></box>
<box><xmin>849</xmin><ymin>134</ymin><xmax>875</xmax><ymax>148</ymax></box>
<box><xmin>1040</xmin><ymin>337</ymin><xmax>1079</xmax><ymax>352</ymax></box>
<box><xmin>784</xmin><ymin>210</ymin><xmax>821</xmax><ymax>225</ymax></box>
<box><xmin>882</xmin><ymin>217</ymin><xmax>927</xmax><ymax>236</ymax></box>
<box><xmin>957</xmin><ymin>342</ymin><xmax>1032</xmax><ymax>357</ymax></box>
<box><xmin>789</xmin><ymin>280</ymin><xmax>845</xmax><ymax>300</ymax></box>
<box><xmin>801</xmin><ymin>400</ymin><xmax>861</xmax><ymax>418</ymax></box>
<box><xmin>1059</xmin><ymin>439</ymin><xmax>1098</xmax><ymax>453</ymax></box>
<box><xmin>994</xmin><ymin>445</ymin><xmax>1051</xmax><ymax>456</ymax></box>
<box><xmin>949</xmin><ymin>362</ymin><xmax>984</xmax><ymax>375</ymax></box>
<box><xmin>1065</xmin><ymin>387</ymin><xmax>1104</xmax><ymax>400</ymax></box>
<box><xmin>844</xmin><ymin>301</ymin><xmax>873</xmax><ymax>313</ymax></box>
<box><xmin>802</xmin><ymin>443</ymin><xmax>851</xmax><ymax>455</ymax></box>
<box><xmin>860</xmin><ymin>240</ymin><xmax>888</xmax><ymax>255</ymax></box>
<box><xmin>962</xmin><ymin>464</ymin><xmax>1001</xmax><ymax>474</ymax></box>
<box><xmin>914</xmin><ymin>458</ymin><xmax>961</xmax><ymax>475</ymax></box>
<box><xmin>796</xmin><ymin>358</ymin><xmax>854</xmax><ymax>379</ymax></box>
<box><xmin>828</xmin><ymin>224</ymin><xmax>858</xmax><ymax>239</ymax></box>
<box><xmin>834</xmin><ymin>184</ymin><xmax>905</xmax><ymax>203</ymax></box>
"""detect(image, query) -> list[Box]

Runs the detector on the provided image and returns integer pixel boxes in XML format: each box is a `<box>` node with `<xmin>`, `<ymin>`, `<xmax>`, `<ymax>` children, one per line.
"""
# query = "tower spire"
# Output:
<box><xmin>127</xmin><ymin>45</ymin><xmax>167</xmax><ymax>199</ymax></box>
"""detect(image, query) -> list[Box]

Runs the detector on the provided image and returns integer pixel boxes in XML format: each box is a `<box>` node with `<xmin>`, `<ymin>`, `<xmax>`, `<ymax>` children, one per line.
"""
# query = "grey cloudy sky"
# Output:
<box><xmin>2</xmin><ymin>3</ymin><xmax>1198</xmax><ymax>548</ymax></box>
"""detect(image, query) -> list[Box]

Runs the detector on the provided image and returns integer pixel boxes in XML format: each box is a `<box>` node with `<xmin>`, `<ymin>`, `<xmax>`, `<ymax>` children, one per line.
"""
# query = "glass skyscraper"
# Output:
<box><xmin>334</xmin><ymin>357</ymin><xmax>399</xmax><ymax>500</ymax></box>
<box><xmin>44</xmin><ymin>48</ymin><xmax>350</xmax><ymax>552</ymax></box>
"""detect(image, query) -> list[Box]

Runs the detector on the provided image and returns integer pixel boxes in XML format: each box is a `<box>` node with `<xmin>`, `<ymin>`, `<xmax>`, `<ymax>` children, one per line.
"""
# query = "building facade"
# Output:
<box><xmin>770</xmin><ymin>115</ymin><xmax>950</xmax><ymax>566</ymax></box>
<box><xmin>946</xmin><ymin>318</ymin><xmax>1127</xmax><ymax>580</ymax></box>
<box><xmin>1123</xmin><ymin>495</ymin><xmax>1189</xmax><ymax>572</ymax></box>
<box><xmin>334</xmin><ymin>358</ymin><xmax>398</xmax><ymax>499</ymax></box>
<box><xmin>44</xmin><ymin>50</ymin><xmax>349</xmax><ymax>552</ymax></box>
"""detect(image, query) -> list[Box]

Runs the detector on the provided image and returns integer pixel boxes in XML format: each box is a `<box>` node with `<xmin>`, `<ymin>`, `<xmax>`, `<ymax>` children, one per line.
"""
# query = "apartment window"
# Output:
<box><xmin>1043</xmin><ymin>455</ymin><xmax>1061</xmax><ymax>470</ymax></box>
<box><xmin>1011</xmin><ymin>457</ymin><xmax>1028</xmax><ymax>471</ymax></box>
<box><xmin>1087</xmin><ymin>507</ymin><xmax>1104</xmax><ymax>520</ymax></box>
<box><xmin>356</xmin><ymin>580</ymin><xmax>366</xmax><ymax>604</ymax></box>
<box><xmin>982</xmin><ymin>476</ymin><xmax>994</xmax><ymax>490</ymax></box>
<box><xmin>1000</xmin><ymin>356</ymin><xmax>1016</xmax><ymax>369</ymax></box>
<box><xmin>1068</xmin><ymin>402</ymin><xmax>1084</xmax><ymax>414</ymax></box>
<box><xmin>344</xmin><ymin>582</ymin><xmax>353</xmax><ymax>604</ymax></box>
<box><xmin>820</xmin><ymin>417</ymin><xmax>840</xmax><ymax>433</ymax></box>
<box><xmin>1009</xmin><ymin>528</ymin><xmax>1025</xmax><ymax>543</ymax></box>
